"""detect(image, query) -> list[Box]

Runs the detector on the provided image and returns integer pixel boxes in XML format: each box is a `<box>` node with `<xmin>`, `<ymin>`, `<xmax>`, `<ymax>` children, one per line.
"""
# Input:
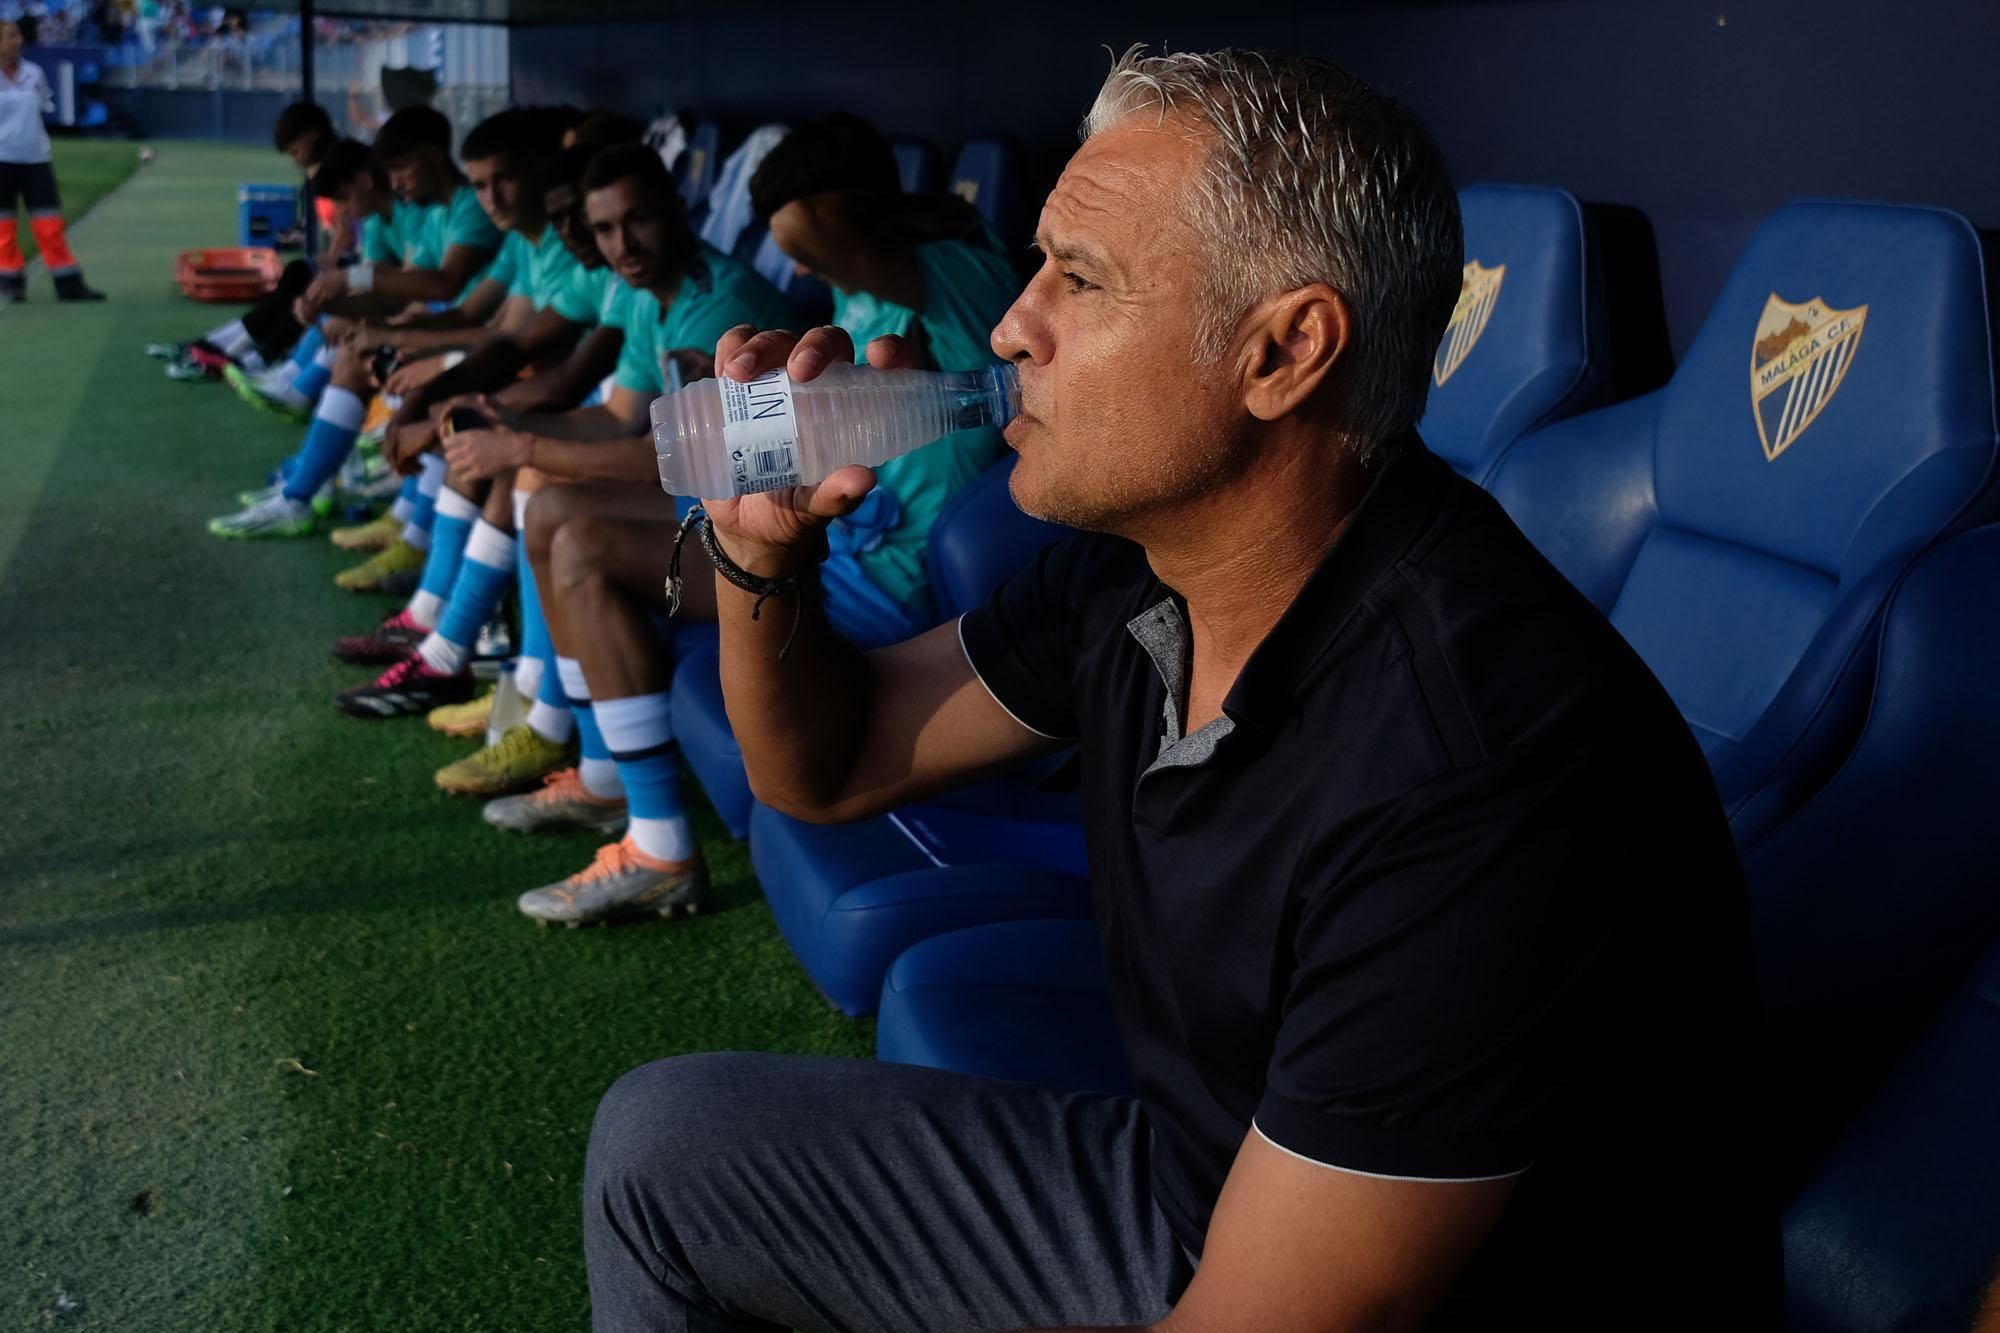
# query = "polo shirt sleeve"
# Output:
<box><xmin>359</xmin><ymin>215</ymin><xmax>397</xmax><ymax>264</ymax></box>
<box><xmin>484</xmin><ymin>232</ymin><xmax>523</xmax><ymax>295</ymax></box>
<box><xmin>1255</xmin><ymin>732</ymin><xmax>1676</xmax><ymax>1183</ymax></box>
<box><xmin>956</xmin><ymin>537</ymin><xmax>1093</xmax><ymax>741</ymax></box>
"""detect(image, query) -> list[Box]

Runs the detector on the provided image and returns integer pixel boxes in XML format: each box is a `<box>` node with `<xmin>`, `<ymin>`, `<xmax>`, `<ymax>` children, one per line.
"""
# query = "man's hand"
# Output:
<box><xmin>383</xmin><ymin>420</ymin><xmax>434</xmax><ymax>475</ymax></box>
<box><xmin>705</xmin><ymin>324</ymin><xmax>917</xmax><ymax>574</ymax></box>
<box><xmin>303</xmin><ymin>269</ymin><xmax>348</xmax><ymax>313</ymax></box>
<box><xmin>665</xmin><ymin>347</ymin><xmax>716</xmax><ymax>385</ymax></box>
<box><xmin>431</xmin><ymin>392</ymin><xmax>521</xmax><ymax>433</ymax></box>
<box><xmin>442</xmin><ymin>425</ymin><xmax>530</xmax><ymax>482</ymax></box>
<box><xmin>386</xmin><ymin>357</ymin><xmax>448</xmax><ymax>399</ymax></box>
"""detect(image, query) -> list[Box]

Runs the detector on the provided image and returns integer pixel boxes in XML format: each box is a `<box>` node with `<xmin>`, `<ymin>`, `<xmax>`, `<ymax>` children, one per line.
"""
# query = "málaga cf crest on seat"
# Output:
<box><xmin>1751</xmin><ymin>294</ymin><xmax>1868</xmax><ymax>461</ymax></box>
<box><xmin>1433</xmin><ymin>260</ymin><xmax>1504</xmax><ymax>386</ymax></box>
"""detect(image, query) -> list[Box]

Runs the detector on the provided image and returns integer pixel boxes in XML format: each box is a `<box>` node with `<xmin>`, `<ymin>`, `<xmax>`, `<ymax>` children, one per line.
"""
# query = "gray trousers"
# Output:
<box><xmin>584</xmin><ymin>1053</ymin><xmax>1193</xmax><ymax>1332</ymax></box>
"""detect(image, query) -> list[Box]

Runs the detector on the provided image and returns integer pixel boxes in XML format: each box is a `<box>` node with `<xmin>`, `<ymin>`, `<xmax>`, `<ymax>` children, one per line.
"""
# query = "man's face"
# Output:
<box><xmin>384</xmin><ymin>147</ymin><xmax>445</xmax><ymax>205</ymax></box>
<box><xmin>991</xmin><ymin>122</ymin><xmax>1246</xmax><ymax>533</ymax></box>
<box><xmin>545</xmin><ymin>183</ymin><xmax>604</xmax><ymax>269</ymax></box>
<box><xmin>282</xmin><ymin>135</ymin><xmax>317</xmax><ymax>172</ymax></box>
<box><xmin>339</xmin><ymin>174</ymin><xmax>382</xmax><ymax>219</ymax></box>
<box><xmin>0</xmin><ymin>24</ymin><xmax>23</xmax><ymax>61</ymax></box>
<box><xmin>586</xmin><ymin>178</ymin><xmax>668</xmax><ymax>288</ymax></box>
<box><xmin>465</xmin><ymin>154</ymin><xmax>522</xmax><ymax>232</ymax></box>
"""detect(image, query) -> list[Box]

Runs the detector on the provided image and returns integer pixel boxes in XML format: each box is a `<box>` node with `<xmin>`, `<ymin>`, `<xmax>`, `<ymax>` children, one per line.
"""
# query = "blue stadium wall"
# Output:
<box><xmin>507</xmin><ymin>0</ymin><xmax>2000</xmax><ymax>359</ymax></box>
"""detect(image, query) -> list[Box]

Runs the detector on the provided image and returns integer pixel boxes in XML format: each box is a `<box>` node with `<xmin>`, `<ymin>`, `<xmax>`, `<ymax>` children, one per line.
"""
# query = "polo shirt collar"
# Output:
<box><xmin>1217</xmin><ymin>433</ymin><xmax>1446</xmax><ymax>737</ymax></box>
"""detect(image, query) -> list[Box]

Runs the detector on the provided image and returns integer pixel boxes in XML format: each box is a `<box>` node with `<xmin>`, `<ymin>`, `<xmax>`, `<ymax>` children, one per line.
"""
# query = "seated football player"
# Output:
<box><xmin>490</xmin><ymin>119</ymin><xmax>1019</xmax><ymax>928</ymax></box>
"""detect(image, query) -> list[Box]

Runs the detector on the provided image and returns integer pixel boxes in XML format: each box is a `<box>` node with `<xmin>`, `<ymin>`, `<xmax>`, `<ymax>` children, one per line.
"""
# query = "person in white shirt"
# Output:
<box><xmin>0</xmin><ymin>14</ymin><xmax>104</xmax><ymax>303</ymax></box>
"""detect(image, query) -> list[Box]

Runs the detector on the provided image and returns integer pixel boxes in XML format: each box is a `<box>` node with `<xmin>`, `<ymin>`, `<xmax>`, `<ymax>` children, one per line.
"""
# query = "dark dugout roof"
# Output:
<box><xmin>255</xmin><ymin>0</ymin><xmax>688</xmax><ymax>24</ymax></box>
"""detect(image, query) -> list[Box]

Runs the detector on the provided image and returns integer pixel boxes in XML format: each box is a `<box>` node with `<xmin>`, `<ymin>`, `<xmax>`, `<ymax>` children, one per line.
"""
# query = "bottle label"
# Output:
<box><xmin>717</xmin><ymin>367</ymin><xmax>802</xmax><ymax>495</ymax></box>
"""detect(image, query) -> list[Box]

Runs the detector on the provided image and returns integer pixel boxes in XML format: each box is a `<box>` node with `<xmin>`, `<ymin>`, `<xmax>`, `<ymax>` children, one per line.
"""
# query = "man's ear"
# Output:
<box><xmin>1239</xmin><ymin>284</ymin><xmax>1350</xmax><ymax>423</ymax></box>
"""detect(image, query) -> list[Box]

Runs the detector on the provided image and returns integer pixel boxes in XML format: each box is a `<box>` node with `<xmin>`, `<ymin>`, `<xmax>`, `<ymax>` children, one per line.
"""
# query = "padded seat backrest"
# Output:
<box><xmin>926</xmin><ymin>456</ymin><xmax>1069</xmax><ymax>620</ymax></box>
<box><xmin>1491</xmin><ymin>200</ymin><xmax>1998</xmax><ymax>820</ymax></box>
<box><xmin>1741</xmin><ymin>524</ymin><xmax>2000</xmax><ymax>1186</ymax></box>
<box><xmin>1780</xmin><ymin>932</ymin><xmax>2000</xmax><ymax>1333</ymax></box>
<box><xmin>891</xmin><ymin>138</ymin><xmax>945</xmax><ymax>196</ymax></box>
<box><xmin>948</xmin><ymin>136</ymin><xmax>1026</xmax><ymax>248</ymax></box>
<box><xmin>1421</xmin><ymin>184</ymin><xmax>1608</xmax><ymax>485</ymax></box>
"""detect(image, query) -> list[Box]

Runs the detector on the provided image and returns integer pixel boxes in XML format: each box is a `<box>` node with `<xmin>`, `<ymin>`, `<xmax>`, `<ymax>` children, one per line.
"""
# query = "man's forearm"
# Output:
<box><xmin>516</xmin><ymin>434</ymin><xmax>656</xmax><ymax>484</ymax></box>
<box><xmin>714</xmin><ymin>562</ymin><xmax>876</xmax><ymax>815</ymax></box>
<box><xmin>413</xmin><ymin>336</ymin><xmax>530</xmax><ymax>415</ymax></box>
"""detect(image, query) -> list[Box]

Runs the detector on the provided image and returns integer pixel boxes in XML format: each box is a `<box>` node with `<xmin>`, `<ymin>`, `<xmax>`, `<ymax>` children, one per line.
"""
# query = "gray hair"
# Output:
<box><xmin>1083</xmin><ymin>47</ymin><xmax>1462</xmax><ymax>460</ymax></box>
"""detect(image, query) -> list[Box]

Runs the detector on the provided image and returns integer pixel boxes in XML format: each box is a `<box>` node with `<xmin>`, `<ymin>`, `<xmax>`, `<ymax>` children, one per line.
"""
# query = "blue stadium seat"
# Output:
<box><xmin>672</xmin><ymin>455</ymin><xmax>1067</xmax><ymax>841</ymax></box>
<box><xmin>947</xmin><ymin>136</ymin><xmax>1027</xmax><ymax>246</ymax></box>
<box><xmin>891</xmin><ymin>138</ymin><xmax>945</xmax><ymax>195</ymax></box>
<box><xmin>1781</xmin><ymin>932</ymin><xmax>2000</xmax><ymax>1333</ymax></box>
<box><xmin>1738</xmin><ymin>523</ymin><xmax>2000</xmax><ymax>1184</ymax></box>
<box><xmin>876</xmin><ymin>917</ymin><xmax>1131</xmax><ymax>1095</ymax></box>
<box><xmin>1487</xmin><ymin>199</ymin><xmax>1999</xmax><ymax>843</ymax></box>
<box><xmin>676</xmin><ymin>121</ymin><xmax>720</xmax><ymax>212</ymax></box>
<box><xmin>1422</xmin><ymin>184</ymin><xmax>1611</xmax><ymax>485</ymax></box>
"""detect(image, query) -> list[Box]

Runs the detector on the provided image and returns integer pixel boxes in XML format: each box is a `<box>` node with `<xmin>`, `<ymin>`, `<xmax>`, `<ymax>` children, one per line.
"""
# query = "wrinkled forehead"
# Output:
<box><xmin>1040</xmin><ymin>123</ymin><xmax>1208</xmax><ymax>264</ymax></box>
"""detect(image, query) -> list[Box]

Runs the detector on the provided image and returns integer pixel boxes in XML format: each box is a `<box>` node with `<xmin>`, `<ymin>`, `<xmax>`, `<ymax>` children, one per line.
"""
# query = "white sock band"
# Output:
<box><xmin>208</xmin><ymin>318</ymin><xmax>251</xmax><ymax>354</ymax></box>
<box><xmin>436</xmin><ymin>486</ymin><xmax>480</xmax><ymax>522</ymax></box>
<box><xmin>592</xmin><ymin>693</ymin><xmax>673</xmax><ymax>754</ymax></box>
<box><xmin>556</xmin><ymin>656</ymin><xmax>590</xmax><ymax>702</ymax></box>
<box><xmin>511</xmin><ymin>488</ymin><xmax>532</xmax><ymax>528</ymax></box>
<box><xmin>312</xmin><ymin>344</ymin><xmax>337</xmax><ymax>369</ymax></box>
<box><xmin>579</xmin><ymin>757</ymin><xmax>624</xmax><ymax>799</ymax></box>
<box><xmin>526</xmin><ymin>699</ymin><xmax>573</xmax><ymax>744</ymax></box>
<box><xmin>390</xmin><ymin>495</ymin><xmax>415</xmax><ymax>523</ymax></box>
<box><xmin>418</xmin><ymin>453</ymin><xmax>447</xmax><ymax>498</ymax></box>
<box><xmin>401</xmin><ymin>522</ymin><xmax>432</xmax><ymax>551</ymax></box>
<box><xmin>416</xmin><ymin>632</ymin><xmax>464</xmax><ymax>675</ymax></box>
<box><xmin>463</xmin><ymin>518</ymin><xmax>516</xmax><ymax>569</ymax></box>
<box><xmin>316</xmin><ymin>385</ymin><xmax>367</xmax><ymax>431</ymax></box>
<box><xmin>629</xmin><ymin>816</ymin><xmax>696</xmax><ymax>864</ymax></box>
<box><xmin>406</xmin><ymin>590</ymin><xmax>444</xmax><ymax>629</ymax></box>
<box><xmin>513</xmin><ymin>656</ymin><xmax>545</xmax><ymax>699</ymax></box>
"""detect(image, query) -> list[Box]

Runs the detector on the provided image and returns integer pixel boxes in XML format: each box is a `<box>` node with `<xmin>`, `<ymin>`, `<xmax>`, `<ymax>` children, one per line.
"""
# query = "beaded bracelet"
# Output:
<box><xmin>665</xmin><ymin>504</ymin><xmax>816</xmax><ymax>662</ymax></box>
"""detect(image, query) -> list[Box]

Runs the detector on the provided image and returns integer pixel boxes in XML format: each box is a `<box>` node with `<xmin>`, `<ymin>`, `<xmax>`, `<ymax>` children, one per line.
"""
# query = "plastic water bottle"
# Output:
<box><xmin>651</xmin><ymin>360</ymin><xmax>1021</xmax><ymax>499</ymax></box>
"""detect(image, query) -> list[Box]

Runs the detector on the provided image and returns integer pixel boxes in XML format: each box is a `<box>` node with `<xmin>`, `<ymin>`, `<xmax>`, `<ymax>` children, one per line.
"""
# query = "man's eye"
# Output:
<box><xmin>1061</xmin><ymin>271</ymin><xmax>1096</xmax><ymax>293</ymax></box>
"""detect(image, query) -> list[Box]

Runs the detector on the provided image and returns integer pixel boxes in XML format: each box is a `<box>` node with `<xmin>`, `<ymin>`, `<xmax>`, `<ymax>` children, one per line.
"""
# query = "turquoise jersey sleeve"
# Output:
<box><xmin>840</xmin><ymin>231</ymin><xmax>1015</xmax><ymax>612</ymax></box>
<box><xmin>616</xmin><ymin>250</ymin><xmax>797</xmax><ymax>396</ymax></box>
<box><xmin>527</xmin><ymin>231</ymin><xmax>580</xmax><ymax>310</ymax></box>
<box><xmin>660</xmin><ymin>249</ymin><xmax>798</xmax><ymax>360</ymax></box>
<box><xmin>551</xmin><ymin>263</ymin><xmax>613</xmax><ymax>326</ymax></box>
<box><xmin>359</xmin><ymin>213</ymin><xmax>396</xmax><ymax>264</ymax></box>
<box><xmin>485</xmin><ymin>231</ymin><xmax>526</xmax><ymax>297</ymax></box>
<box><xmin>911</xmin><ymin>230</ymin><xmax>1019</xmax><ymax>371</ymax></box>
<box><xmin>444</xmin><ymin>186</ymin><xmax>503</xmax><ymax>256</ymax></box>
<box><xmin>612</xmin><ymin>290</ymin><xmax>667</xmax><ymax>396</ymax></box>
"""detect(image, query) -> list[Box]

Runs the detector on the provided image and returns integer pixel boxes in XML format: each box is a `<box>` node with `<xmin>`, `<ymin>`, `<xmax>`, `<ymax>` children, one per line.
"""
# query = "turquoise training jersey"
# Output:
<box><xmin>550</xmin><ymin>261</ymin><xmax>626</xmax><ymax>329</ymax></box>
<box><xmin>613</xmin><ymin>245</ymin><xmax>797</xmax><ymax>397</ymax></box>
<box><xmin>483</xmin><ymin>229</ymin><xmax>527</xmax><ymax>296</ymax></box>
<box><xmin>829</xmin><ymin>229</ymin><xmax>1018</xmax><ymax>611</ymax></box>
<box><xmin>519</xmin><ymin>226</ymin><xmax>580</xmax><ymax>309</ymax></box>
<box><xmin>358</xmin><ymin>209</ymin><xmax>397</xmax><ymax>265</ymax></box>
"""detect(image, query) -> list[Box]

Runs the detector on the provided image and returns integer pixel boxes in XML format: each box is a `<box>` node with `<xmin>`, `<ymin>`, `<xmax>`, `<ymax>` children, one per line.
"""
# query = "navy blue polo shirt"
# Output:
<box><xmin>959</xmin><ymin>439</ymin><xmax>1778</xmax><ymax>1329</ymax></box>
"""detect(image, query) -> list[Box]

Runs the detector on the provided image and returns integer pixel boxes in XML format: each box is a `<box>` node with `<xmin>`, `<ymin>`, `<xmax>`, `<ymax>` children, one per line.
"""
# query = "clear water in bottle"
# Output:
<box><xmin>651</xmin><ymin>360</ymin><xmax>1021</xmax><ymax>499</ymax></box>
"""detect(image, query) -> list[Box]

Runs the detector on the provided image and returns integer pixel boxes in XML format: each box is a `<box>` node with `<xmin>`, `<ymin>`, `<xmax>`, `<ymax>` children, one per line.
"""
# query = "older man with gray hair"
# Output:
<box><xmin>581</xmin><ymin>48</ymin><xmax>1778</xmax><ymax>1332</ymax></box>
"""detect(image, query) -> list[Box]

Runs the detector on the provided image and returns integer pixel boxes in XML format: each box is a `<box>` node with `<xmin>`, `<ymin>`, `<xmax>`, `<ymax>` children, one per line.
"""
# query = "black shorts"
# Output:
<box><xmin>0</xmin><ymin>160</ymin><xmax>63</xmax><ymax>217</ymax></box>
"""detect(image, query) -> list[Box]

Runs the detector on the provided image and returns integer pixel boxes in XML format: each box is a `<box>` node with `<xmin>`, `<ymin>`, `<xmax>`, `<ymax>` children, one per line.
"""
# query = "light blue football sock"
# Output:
<box><xmin>280</xmin><ymin>387</ymin><xmax>365</xmax><ymax>502</ymax></box>
<box><xmin>593</xmin><ymin>693</ymin><xmax>691</xmax><ymax>862</ymax></box>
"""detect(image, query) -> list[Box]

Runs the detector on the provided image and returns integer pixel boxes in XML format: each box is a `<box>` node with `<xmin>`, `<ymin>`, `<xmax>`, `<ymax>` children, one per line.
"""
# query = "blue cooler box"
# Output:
<box><xmin>238</xmin><ymin>184</ymin><xmax>299</xmax><ymax>249</ymax></box>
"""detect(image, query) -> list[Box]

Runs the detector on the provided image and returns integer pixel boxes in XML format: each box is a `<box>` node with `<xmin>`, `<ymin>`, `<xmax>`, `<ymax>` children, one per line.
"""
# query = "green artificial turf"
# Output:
<box><xmin>10</xmin><ymin>138</ymin><xmax>143</xmax><ymax>269</ymax></box>
<box><xmin>0</xmin><ymin>142</ymin><xmax>873</xmax><ymax>1332</ymax></box>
